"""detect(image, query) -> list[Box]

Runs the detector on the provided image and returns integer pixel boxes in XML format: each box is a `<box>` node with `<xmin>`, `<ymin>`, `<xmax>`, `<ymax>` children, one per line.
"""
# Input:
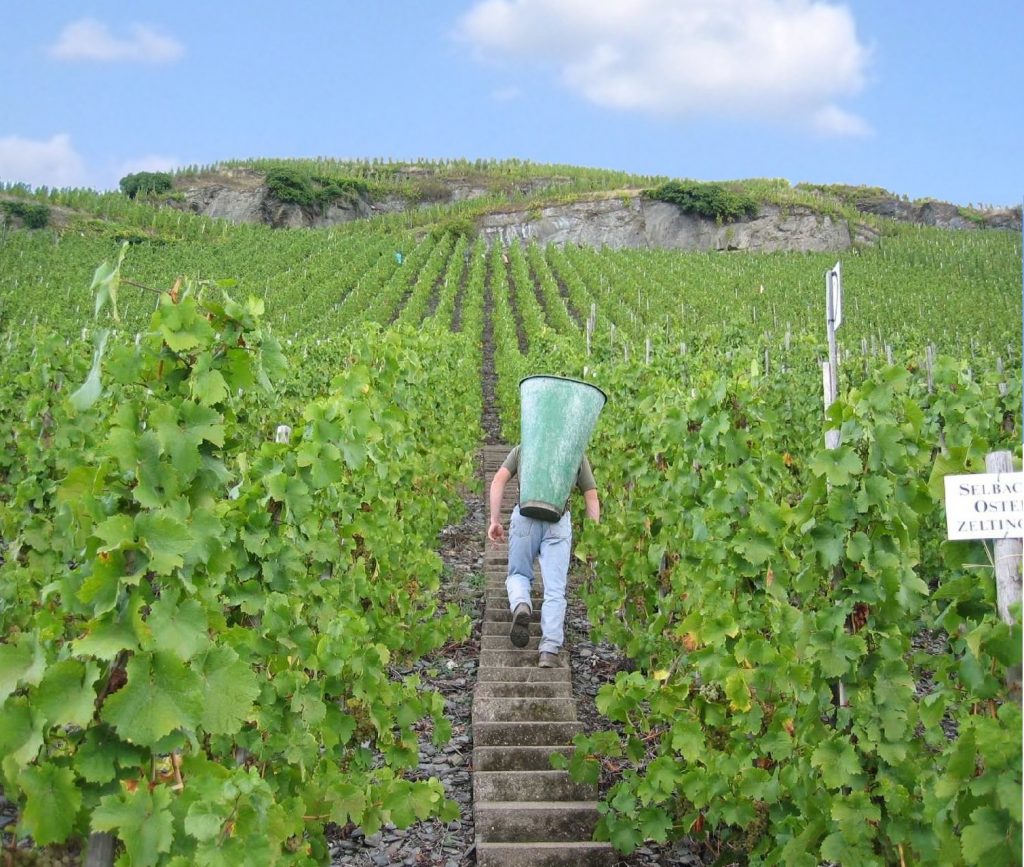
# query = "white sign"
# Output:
<box><xmin>826</xmin><ymin>261</ymin><xmax>842</xmax><ymax>330</ymax></box>
<box><xmin>944</xmin><ymin>472</ymin><xmax>1024</xmax><ymax>540</ymax></box>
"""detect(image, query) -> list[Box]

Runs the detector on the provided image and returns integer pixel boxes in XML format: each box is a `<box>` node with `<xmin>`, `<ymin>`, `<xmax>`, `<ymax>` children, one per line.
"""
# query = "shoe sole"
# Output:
<box><xmin>509</xmin><ymin>608</ymin><xmax>531</xmax><ymax>648</ymax></box>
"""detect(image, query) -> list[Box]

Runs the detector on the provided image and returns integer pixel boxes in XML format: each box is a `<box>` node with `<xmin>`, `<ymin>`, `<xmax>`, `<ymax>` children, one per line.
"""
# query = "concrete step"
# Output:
<box><xmin>486</xmin><ymin>594</ymin><xmax>543</xmax><ymax>606</ymax></box>
<box><xmin>482</xmin><ymin>620</ymin><xmax>543</xmax><ymax>636</ymax></box>
<box><xmin>474</xmin><ymin>770</ymin><xmax>598</xmax><ymax>802</ymax></box>
<box><xmin>474</xmin><ymin>745</ymin><xmax>574</xmax><ymax>772</ymax></box>
<box><xmin>474</xmin><ymin>721</ymin><xmax>582</xmax><ymax>747</ymax></box>
<box><xmin>480</xmin><ymin>649</ymin><xmax>567</xmax><ymax>668</ymax></box>
<box><xmin>475</xmin><ymin>800</ymin><xmax>602</xmax><ymax>843</ymax></box>
<box><xmin>486</xmin><ymin>608</ymin><xmax>543</xmax><ymax>623</ymax></box>
<box><xmin>486</xmin><ymin>584</ymin><xmax>541</xmax><ymax>595</ymax></box>
<box><xmin>473</xmin><ymin>697</ymin><xmax>578</xmax><ymax>722</ymax></box>
<box><xmin>481</xmin><ymin>634</ymin><xmax>542</xmax><ymax>652</ymax></box>
<box><xmin>476</xmin><ymin>840</ymin><xmax>616</xmax><ymax>866</ymax></box>
<box><xmin>474</xmin><ymin>681</ymin><xmax>571</xmax><ymax>699</ymax></box>
<box><xmin>477</xmin><ymin>667</ymin><xmax>569</xmax><ymax>683</ymax></box>
<box><xmin>484</xmin><ymin>604</ymin><xmax>545</xmax><ymax>620</ymax></box>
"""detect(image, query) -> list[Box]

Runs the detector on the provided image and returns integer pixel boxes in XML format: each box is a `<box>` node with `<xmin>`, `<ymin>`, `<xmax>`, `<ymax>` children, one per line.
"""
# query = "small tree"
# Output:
<box><xmin>119</xmin><ymin>171</ymin><xmax>174</xmax><ymax>199</ymax></box>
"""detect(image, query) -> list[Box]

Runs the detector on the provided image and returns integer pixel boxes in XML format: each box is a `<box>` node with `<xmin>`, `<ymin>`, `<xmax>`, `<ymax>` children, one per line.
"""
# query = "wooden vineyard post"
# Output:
<box><xmin>986</xmin><ymin>451</ymin><xmax>1023</xmax><ymax>691</ymax></box>
<box><xmin>84</xmin><ymin>832</ymin><xmax>116</xmax><ymax>867</ymax></box>
<box><xmin>944</xmin><ymin>453</ymin><xmax>1023</xmax><ymax>696</ymax></box>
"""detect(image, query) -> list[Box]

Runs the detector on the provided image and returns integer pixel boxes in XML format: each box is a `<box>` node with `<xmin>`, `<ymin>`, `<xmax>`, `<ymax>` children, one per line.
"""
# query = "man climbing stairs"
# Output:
<box><xmin>471</xmin><ymin>445</ymin><xmax>615</xmax><ymax>866</ymax></box>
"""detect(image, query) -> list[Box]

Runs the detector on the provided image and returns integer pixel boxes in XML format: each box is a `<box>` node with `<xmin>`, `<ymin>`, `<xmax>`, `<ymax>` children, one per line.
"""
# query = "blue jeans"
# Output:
<box><xmin>505</xmin><ymin>506</ymin><xmax>572</xmax><ymax>654</ymax></box>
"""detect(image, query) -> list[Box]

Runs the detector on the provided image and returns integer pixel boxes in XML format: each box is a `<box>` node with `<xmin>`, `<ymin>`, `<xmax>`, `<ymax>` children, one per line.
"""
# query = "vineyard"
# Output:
<box><xmin>0</xmin><ymin>165</ymin><xmax>1021</xmax><ymax>866</ymax></box>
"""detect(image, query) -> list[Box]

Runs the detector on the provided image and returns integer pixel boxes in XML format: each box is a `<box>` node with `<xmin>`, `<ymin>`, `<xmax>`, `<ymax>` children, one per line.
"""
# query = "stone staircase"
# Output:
<box><xmin>472</xmin><ymin>445</ymin><xmax>615</xmax><ymax>866</ymax></box>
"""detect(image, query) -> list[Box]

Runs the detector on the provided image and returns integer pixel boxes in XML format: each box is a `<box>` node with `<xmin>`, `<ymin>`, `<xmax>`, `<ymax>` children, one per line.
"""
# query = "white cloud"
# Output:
<box><xmin>456</xmin><ymin>0</ymin><xmax>872</xmax><ymax>135</ymax></box>
<box><xmin>0</xmin><ymin>133</ymin><xmax>87</xmax><ymax>188</ymax></box>
<box><xmin>813</xmin><ymin>105</ymin><xmax>872</xmax><ymax>138</ymax></box>
<box><xmin>49</xmin><ymin>18</ymin><xmax>184</xmax><ymax>63</ymax></box>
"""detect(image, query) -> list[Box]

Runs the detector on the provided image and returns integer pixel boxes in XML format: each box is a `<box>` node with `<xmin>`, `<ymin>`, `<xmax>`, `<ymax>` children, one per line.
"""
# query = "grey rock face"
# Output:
<box><xmin>176</xmin><ymin>170</ymin><xmax>1020</xmax><ymax>248</ymax></box>
<box><xmin>479</xmin><ymin>198</ymin><xmax>855</xmax><ymax>253</ymax></box>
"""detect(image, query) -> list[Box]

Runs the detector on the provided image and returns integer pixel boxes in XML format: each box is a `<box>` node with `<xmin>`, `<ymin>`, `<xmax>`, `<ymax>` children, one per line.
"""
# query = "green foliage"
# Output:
<box><xmin>0</xmin><ymin>250</ymin><xmax>479</xmax><ymax>863</ymax></box>
<box><xmin>1</xmin><ymin>199</ymin><xmax>50</xmax><ymax>228</ymax></box>
<box><xmin>429</xmin><ymin>215</ymin><xmax>475</xmax><ymax>241</ymax></box>
<box><xmin>562</xmin><ymin>347</ymin><xmax>1021</xmax><ymax>865</ymax></box>
<box><xmin>265</xmin><ymin>166</ymin><xmax>369</xmax><ymax>210</ymax></box>
<box><xmin>119</xmin><ymin>172</ymin><xmax>174</xmax><ymax>199</ymax></box>
<box><xmin>647</xmin><ymin>180</ymin><xmax>759</xmax><ymax>222</ymax></box>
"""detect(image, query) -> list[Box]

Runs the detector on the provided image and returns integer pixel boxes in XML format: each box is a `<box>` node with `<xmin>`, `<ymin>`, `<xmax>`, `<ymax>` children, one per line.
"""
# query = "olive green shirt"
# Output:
<box><xmin>501</xmin><ymin>445</ymin><xmax>597</xmax><ymax>494</ymax></box>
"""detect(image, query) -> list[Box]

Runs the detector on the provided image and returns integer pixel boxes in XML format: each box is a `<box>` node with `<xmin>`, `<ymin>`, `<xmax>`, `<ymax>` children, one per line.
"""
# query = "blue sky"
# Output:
<box><xmin>2</xmin><ymin>1</ymin><xmax>1021</xmax><ymax>207</ymax></box>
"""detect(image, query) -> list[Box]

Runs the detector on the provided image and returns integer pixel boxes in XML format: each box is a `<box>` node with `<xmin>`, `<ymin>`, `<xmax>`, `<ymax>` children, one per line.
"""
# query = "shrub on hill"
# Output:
<box><xmin>119</xmin><ymin>171</ymin><xmax>174</xmax><ymax>199</ymax></box>
<box><xmin>648</xmin><ymin>180</ymin><xmax>759</xmax><ymax>223</ymax></box>
<box><xmin>265</xmin><ymin>166</ymin><xmax>369</xmax><ymax>211</ymax></box>
<box><xmin>0</xmin><ymin>200</ymin><xmax>50</xmax><ymax>229</ymax></box>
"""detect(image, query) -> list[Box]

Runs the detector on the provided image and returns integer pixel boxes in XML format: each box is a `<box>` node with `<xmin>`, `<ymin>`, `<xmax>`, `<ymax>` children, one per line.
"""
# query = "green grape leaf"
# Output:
<box><xmin>158</xmin><ymin>295</ymin><xmax>215</xmax><ymax>352</ymax></box>
<box><xmin>92</xmin><ymin>785</ymin><xmax>174</xmax><ymax>867</ymax></box>
<box><xmin>638</xmin><ymin>806</ymin><xmax>673</xmax><ymax>843</ymax></box>
<box><xmin>18</xmin><ymin>764</ymin><xmax>81</xmax><ymax>845</ymax></box>
<box><xmin>191</xmin><ymin>355</ymin><xmax>229</xmax><ymax>407</ymax></box>
<box><xmin>146</xmin><ymin>592</ymin><xmax>210</xmax><ymax>661</ymax></box>
<box><xmin>101</xmin><ymin>652</ymin><xmax>201</xmax><ymax>746</ymax></box>
<box><xmin>74</xmin><ymin>725</ymin><xmax>144</xmax><ymax>784</ymax></box>
<box><xmin>0</xmin><ymin>633</ymin><xmax>46</xmax><ymax>705</ymax></box>
<box><xmin>0</xmin><ymin>701</ymin><xmax>44</xmax><ymax>770</ymax></box>
<box><xmin>72</xmin><ymin>619</ymin><xmax>139</xmax><ymax>660</ymax></box>
<box><xmin>810</xmin><ymin>737</ymin><xmax>863</xmax><ymax>789</ymax></box>
<box><xmin>809</xmin><ymin>446</ymin><xmax>862</xmax><ymax>487</ymax></box>
<box><xmin>725</xmin><ymin>671</ymin><xmax>752</xmax><ymax>712</ymax></box>
<box><xmin>961</xmin><ymin>807</ymin><xmax>1013</xmax><ymax>866</ymax></box>
<box><xmin>328</xmin><ymin>782</ymin><xmax>367</xmax><ymax>826</ymax></box>
<box><xmin>733</xmin><ymin>530</ymin><xmax>774</xmax><ymax>566</ymax></box>
<box><xmin>34</xmin><ymin>659</ymin><xmax>99</xmax><ymax>728</ymax></box>
<box><xmin>192</xmin><ymin>646</ymin><xmax>259</xmax><ymax>735</ymax></box>
<box><xmin>669</xmin><ymin>717</ymin><xmax>705</xmax><ymax>762</ymax></box>
<box><xmin>384</xmin><ymin>785</ymin><xmax>417</xmax><ymax>828</ymax></box>
<box><xmin>93</xmin><ymin>514</ymin><xmax>136</xmax><ymax>552</ymax></box>
<box><xmin>70</xmin><ymin>329</ymin><xmax>110</xmax><ymax>411</ymax></box>
<box><xmin>135</xmin><ymin>510</ymin><xmax>192</xmax><ymax>574</ymax></box>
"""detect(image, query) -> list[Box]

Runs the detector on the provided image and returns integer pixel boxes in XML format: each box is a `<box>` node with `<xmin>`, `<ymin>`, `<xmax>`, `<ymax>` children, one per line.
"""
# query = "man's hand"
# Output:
<box><xmin>488</xmin><ymin>520</ymin><xmax>506</xmax><ymax>543</ymax></box>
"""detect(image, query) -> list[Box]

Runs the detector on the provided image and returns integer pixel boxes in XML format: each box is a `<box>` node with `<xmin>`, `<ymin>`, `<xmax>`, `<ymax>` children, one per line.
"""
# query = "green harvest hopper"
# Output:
<box><xmin>518</xmin><ymin>375</ymin><xmax>607</xmax><ymax>521</ymax></box>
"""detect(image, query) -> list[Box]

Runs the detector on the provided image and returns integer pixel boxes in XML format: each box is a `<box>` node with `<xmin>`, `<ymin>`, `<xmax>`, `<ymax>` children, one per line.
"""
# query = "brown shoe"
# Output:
<box><xmin>538</xmin><ymin>651</ymin><xmax>559</xmax><ymax>668</ymax></box>
<box><xmin>509</xmin><ymin>603</ymin><xmax>532</xmax><ymax>648</ymax></box>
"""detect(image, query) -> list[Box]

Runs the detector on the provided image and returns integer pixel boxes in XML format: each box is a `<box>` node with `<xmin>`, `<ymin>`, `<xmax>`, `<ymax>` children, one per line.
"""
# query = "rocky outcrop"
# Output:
<box><xmin>851</xmin><ymin>197</ymin><xmax>1020</xmax><ymax>231</ymax></box>
<box><xmin>478</xmin><ymin>197</ymin><xmax>858</xmax><ymax>253</ymax></box>
<box><xmin>179</xmin><ymin>179</ymin><xmax>376</xmax><ymax>229</ymax></box>
<box><xmin>173</xmin><ymin>169</ymin><xmax>1020</xmax><ymax>252</ymax></box>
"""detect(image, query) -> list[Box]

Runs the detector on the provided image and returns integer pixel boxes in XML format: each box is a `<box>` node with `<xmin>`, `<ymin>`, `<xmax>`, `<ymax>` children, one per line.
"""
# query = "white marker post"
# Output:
<box><xmin>944</xmin><ymin>455</ymin><xmax>1023</xmax><ymax>692</ymax></box>
<box><xmin>823</xmin><ymin>262</ymin><xmax>843</xmax><ymax>447</ymax></box>
<box><xmin>823</xmin><ymin>262</ymin><xmax>845</xmax><ymax>709</ymax></box>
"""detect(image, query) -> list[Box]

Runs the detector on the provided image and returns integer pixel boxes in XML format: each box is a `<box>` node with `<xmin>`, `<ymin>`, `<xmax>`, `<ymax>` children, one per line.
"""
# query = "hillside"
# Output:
<box><xmin>2</xmin><ymin>158</ymin><xmax>1020</xmax><ymax>254</ymax></box>
<box><xmin>167</xmin><ymin>162</ymin><xmax>1022</xmax><ymax>252</ymax></box>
